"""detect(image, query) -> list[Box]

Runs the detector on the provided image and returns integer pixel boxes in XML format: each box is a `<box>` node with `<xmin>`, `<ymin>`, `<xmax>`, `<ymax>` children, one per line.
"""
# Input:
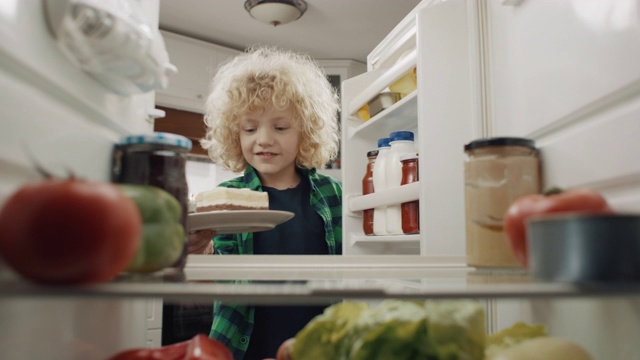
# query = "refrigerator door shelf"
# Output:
<box><xmin>346</xmin><ymin>91</ymin><xmax>417</xmax><ymax>140</ymax></box>
<box><xmin>348</xmin><ymin>49</ymin><xmax>417</xmax><ymax>116</ymax></box>
<box><xmin>348</xmin><ymin>181</ymin><xmax>420</xmax><ymax>213</ymax></box>
<box><xmin>43</xmin><ymin>0</ymin><xmax>176</xmax><ymax>95</ymax></box>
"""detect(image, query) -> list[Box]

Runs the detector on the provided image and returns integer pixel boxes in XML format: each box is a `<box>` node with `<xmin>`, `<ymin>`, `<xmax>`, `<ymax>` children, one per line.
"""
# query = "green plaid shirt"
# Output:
<box><xmin>209</xmin><ymin>165</ymin><xmax>342</xmax><ymax>359</ymax></box>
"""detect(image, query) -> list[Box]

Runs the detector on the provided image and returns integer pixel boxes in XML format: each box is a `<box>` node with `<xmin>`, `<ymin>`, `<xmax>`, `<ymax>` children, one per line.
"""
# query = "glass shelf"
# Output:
<box><xmin>1</xmin><ymin>255</ymin><xmax>639</xmax><ymax>305</ymax></box>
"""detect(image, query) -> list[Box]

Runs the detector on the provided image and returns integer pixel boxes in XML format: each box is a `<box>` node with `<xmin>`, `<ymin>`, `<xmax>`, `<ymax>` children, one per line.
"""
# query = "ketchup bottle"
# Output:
<box><xmin>400</xmin><ymin>154</ymin><xmax>419</xmax><ymax>234</ymax></box>
<box><xmin>362</xmin><ymin>150</ymin><xmax>378</xmax><ymax>235</ymax></box>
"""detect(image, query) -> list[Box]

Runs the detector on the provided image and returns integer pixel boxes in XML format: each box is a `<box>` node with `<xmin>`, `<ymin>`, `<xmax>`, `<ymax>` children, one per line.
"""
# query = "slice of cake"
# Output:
<box><xmin>195</xmin><ymin>188</ymin><xmax>269</xmax><ymax>212</ymax></box>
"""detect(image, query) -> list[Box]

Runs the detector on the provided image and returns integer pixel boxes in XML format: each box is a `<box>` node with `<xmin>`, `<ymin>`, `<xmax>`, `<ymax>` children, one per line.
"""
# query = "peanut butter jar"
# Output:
<box><xmin>463</xmin><ymin>137</ymin><xmax>540</xmax><ymax>268</ymax></box>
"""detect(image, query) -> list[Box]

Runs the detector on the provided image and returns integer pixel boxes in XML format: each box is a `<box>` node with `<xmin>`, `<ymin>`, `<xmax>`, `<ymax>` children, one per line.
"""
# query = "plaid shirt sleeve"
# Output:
<box><xmin>308</xmin><ymin>169</ymin><xmax>343</xmax><ymax>255</ymax></box>
<box><xmin>209</xmin><ymin>301</ymin><xmax>253</xmax><ymax>359</ymax></box>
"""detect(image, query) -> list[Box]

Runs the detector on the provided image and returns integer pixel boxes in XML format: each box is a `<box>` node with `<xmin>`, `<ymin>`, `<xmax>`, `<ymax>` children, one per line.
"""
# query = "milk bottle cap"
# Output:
<box><xmin>377</xmin><ymin>137</ymin><xmax>391</xmax><ymax>148</ymax></box>
<box><xmin>389</xmin><ymin>131</ymin><xmax>414</xmax><ymax>142</ymax></box>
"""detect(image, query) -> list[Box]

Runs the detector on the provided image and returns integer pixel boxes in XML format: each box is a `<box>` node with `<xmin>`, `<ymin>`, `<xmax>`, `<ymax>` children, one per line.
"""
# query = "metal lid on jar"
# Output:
<box><xmin>464</xmin><ymin>137</ymin><xmax>535</xmax><ymax>151</ymax></box>
<box><xmin>389</xmin><ymin>131</ymin><xmax>414</xmax><ymax>142</ymax></box>
<box><xmin>118</xmin><ymin>132</ymin><xmax>193</xmax><ymax>151</ymax></box>
<box><xmin>377</xmin><ymin>137</ymin><xmax>391</xmax><ymax>148</ymax></box>
<box><xmin>367</xmin><ymin>150</ymin><xmax>379</xmax><ymax>158</ymax></box>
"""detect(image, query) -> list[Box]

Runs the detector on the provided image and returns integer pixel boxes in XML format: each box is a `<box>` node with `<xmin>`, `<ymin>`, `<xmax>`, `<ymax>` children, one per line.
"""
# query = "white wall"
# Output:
<box><xmin>186</xmin><ymin>159</ymin><xmax>242</xmax><ymax>195</ymax></box>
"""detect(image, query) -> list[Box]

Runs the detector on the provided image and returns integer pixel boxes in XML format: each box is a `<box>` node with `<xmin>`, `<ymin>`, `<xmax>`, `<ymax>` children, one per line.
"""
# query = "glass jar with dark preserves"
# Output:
<box><xmin>362</xmin><ymin>150</ymin><xmax>378</xmax><ymax>235</ymax></box>
<box><xmin>111</xmin><ymin>132</ymin><xmax>192</xmax><ymax>271</ymax></box>
<box><xmin>400</xmin><ymin>154</ymin><xmax>419</xmax><ymax>234</ymax></box>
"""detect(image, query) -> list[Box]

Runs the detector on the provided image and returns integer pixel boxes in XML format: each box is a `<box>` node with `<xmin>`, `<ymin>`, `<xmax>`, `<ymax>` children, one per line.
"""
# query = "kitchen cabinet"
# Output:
<box><xmin>156</xmin><ymin>33</ymin><xmax>366</xmax><ymax>116</ymax></box>
<box><xmin>155</xmin><ymin>31</ymin><xmax>242</xmax><ymax>114</ymax></box>
<box><xmin>146</xmin><ymin>298</ymin><xmax>164</xmax><ymax>347</ymax></box>
<box><xmin>153</xmin><ymin>106</ymin><xmax>210</xmax><ymax>157</ymax></box>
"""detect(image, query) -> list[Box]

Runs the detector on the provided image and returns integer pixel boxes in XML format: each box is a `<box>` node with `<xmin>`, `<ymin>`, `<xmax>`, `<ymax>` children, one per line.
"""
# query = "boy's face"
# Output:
<box><xmin>238</xmin><ymin>105</ymin><xmax>301</xmax><ymax>184</ymax></box>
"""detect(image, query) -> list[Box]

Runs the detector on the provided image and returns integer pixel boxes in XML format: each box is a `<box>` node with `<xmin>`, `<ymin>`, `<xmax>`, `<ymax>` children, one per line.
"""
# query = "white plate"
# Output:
<box><xmin>187</xmin><ymin>210</ymin><xmax>294</xmax><ymax>234</ymax></box>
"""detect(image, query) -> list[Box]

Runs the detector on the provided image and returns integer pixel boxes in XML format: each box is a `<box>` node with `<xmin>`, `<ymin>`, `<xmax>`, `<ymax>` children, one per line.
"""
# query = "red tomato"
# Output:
<box><xmin>107</xmin><ymin>334</ymin><xmax>232</xmax><ymax>360</ymax></box>
<box><xmin>503</xmin><ymin>187</ymin><xmax>613</xmax><ymax>267</ymax></box>
<box><xmin>0</xmin><ymin>179</ymin><xmax>142</xmax><ymax>285</ymax></box>
<box><xmin>185</xmin><ymin>334</ymin><xmax>233</xmax><ymax>360</ymax></box>
<box><xmin>108</xmin><ymin>339</ymin><xmax>189</xmax><ymax>360</ymax></box>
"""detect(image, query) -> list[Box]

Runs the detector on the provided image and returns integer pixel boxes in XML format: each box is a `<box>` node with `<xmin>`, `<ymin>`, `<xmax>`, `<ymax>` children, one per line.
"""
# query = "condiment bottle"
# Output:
<box><xmin>362</xmin><ymin>150</ymin><xmax>378</xmax><ymax>235</ymax></box>
<box><xmin>385</xmin><ymin>131</ymin><xmax>416</xmax><ymax>235</ymax></box>
<box><xmin>372</xmin><ymin>138</ymin><xmax>391</xmax><ymax>235</ymax></box>
<box><xmin>463</xmin><ymin>137</ymin><xmax>540</xmax><ymax>268</ymax></box>
<box><xmin>400</xmin><ymin>154</ymin><xmax>419</xmax><ymax>234</ymax></box>
<box><xmin>111</xmin><ymin>132</ymin><xmax>192</xmax><ymax>272</ymax></box>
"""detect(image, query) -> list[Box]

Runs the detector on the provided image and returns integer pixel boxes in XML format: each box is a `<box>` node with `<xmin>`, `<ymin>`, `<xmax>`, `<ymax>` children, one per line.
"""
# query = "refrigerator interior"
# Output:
<box><xmin>0</xmin><ymin>0</ymin><xmax>639</xmax><ymax>359</ymax></box>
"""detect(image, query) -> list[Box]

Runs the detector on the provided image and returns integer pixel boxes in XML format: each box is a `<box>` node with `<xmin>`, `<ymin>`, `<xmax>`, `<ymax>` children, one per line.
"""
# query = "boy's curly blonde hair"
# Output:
<box><xmin>200</xmin><ymin>46</ymin><xmax>340</xmax><ymax>172</ymax></box>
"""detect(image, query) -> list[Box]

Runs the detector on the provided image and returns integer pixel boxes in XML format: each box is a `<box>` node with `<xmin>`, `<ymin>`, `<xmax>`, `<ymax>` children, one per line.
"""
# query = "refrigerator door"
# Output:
<box><xmin>43</xmin><ymin>0</ymin><xmax>176</xmax><ymax>95</ymax></box>
<box><xmin>0</xmin><ymin>0</ymin><xmax>164</xmax><ymax>358</ymax></box>
<box><xmin>340</xmin><ymin>0</ymin><xmax>482</xmax><ymax>257</ymax></box>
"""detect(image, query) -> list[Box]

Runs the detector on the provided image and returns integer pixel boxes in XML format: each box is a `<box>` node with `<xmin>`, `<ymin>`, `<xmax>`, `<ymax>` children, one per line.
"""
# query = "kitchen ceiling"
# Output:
<box><xmin>158</xmin><ymin>0</ymin><xmax>423</xmax><ymax>64</ymax></box>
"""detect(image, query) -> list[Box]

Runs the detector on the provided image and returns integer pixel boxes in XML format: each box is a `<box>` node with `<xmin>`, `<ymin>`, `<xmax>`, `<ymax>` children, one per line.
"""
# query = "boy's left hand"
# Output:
<box><xmin>188</xmin><ymin>229</ymin><xmax>217</xmax><ymax>254</ymax></box>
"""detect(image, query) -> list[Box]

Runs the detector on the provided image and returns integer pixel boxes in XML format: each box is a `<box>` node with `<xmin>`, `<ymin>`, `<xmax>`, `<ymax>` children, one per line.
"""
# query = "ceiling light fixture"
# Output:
<box><xmin>244</xmin><ymin>0</ymin><xmax>307</xmax><ymax>27</ymax></box>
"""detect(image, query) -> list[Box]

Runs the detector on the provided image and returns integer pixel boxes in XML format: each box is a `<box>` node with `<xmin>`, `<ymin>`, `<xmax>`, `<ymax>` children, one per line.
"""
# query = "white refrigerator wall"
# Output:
<box><xmin>485</xmin><ymin>0</ymin><xmax>640</xmax><ymax>210</ymax></box>
<box><xmin>482</xmin><ymin>2</ymin><xmax>640</xmax><ymax>358</ymax></box>
<box><xmin>0</xmin><ymin>1</ymin><xmax>160</xmax><ymax>358</ymax></box>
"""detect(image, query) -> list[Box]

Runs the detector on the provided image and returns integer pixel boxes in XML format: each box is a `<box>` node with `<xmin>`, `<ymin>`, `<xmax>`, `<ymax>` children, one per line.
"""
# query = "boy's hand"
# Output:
<box><xmin>188</xmin><ymin>229</ymin><xmax>217</xmax><ymax>254</ymax></box>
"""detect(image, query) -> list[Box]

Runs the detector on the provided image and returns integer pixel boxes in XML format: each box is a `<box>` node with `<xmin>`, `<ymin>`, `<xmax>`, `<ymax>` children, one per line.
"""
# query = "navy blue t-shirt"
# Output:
<box><xmin>244</xmin><ymin>178</ymin><xmax>328</xmax><ymax>359</ymax></box>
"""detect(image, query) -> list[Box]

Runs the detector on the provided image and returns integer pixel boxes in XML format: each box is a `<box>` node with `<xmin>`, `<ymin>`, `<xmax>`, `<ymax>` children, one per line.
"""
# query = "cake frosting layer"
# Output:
<box><xmin>195</xmin><ymin>188</ymin><xmax>269</xmax><ymax>212</ymax></box>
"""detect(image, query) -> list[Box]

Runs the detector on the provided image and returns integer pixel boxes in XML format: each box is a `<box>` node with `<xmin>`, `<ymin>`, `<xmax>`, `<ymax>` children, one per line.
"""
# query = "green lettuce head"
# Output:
<box><xmin>292</xmin><ymin>299</ymin><xmax>486</xmax><ymax>360</ymax></box>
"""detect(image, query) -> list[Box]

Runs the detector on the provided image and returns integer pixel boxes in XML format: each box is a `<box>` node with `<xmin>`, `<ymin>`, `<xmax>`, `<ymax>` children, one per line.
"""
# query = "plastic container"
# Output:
<box><xmin>400</xmin><ymin>154</ymin><xmax>419</xmax><ymax>234</ymax></box>
<box><xmin>372</xmin><ymin>138</ymin><xmax>391</xmax><ymax>235</ymax></box>
<box><xmin>362</xmin><ymin>150</ymin><xmax>378</xmax><ymax>235</ymax></box>
<box><xmin>389</xmin><ymin>67</ymin><xmax>417</xmax><ymax>99</ymax></box>
<box><xmin>463</xmin><ymin>137</ymin><xmax>540</xmax><ymax>268</ymax></box>
<box><xmin>528</xmin><ymin>213</ymin><xmax>640</xmax><ymax>283</ymax></box>
<box><xmin>368</xmin><ymin>92</ymin><xmax>401</xmax><ymax>117</ymax></box>
<box><xmin>111</xmin><ymin>132</ymin><xmax>192</xmax><ymax>271</ymax></box>
<box><xmin>385</xmin><ymin>131</ymin><xmax>416</xmax><ymax>235</ymax></box>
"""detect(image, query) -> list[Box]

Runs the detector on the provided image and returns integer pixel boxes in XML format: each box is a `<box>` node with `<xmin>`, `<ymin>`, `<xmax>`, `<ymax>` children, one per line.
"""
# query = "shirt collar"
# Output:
<box><xmin>242</xmin><ymin>165</ymin><xmax>317</xmax><ymax>190</ymax></box>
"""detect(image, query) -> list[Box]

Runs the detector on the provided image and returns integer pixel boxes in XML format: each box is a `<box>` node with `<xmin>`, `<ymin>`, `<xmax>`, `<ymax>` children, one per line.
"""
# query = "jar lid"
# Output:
<box><xmin>377</xmin><ymin>137</ymin><xmax>391</xmax><ymax>148</ymax></box>
<box><xmin>118</xmin><ymin>132</ymin><xmax>193</xmax><ymax>151</ymax></box>
<box><xmin>464</xmin><ymin>137</ymin><xmax>535</xmax><ymax>151</ymax></box>
<box><xmin>389</xmin><ymin>131</ymin><xmax>414</xmax><ymax>142</ymax></box>
<box><xmin>400</xmin><ymin>153</ymin><xmax>418</xmax><ymax>162</ymax></box>
<box><xmin>367</xmin><ymin>150</ymin><xmax>379</xmax><ymax>157</ymax></box>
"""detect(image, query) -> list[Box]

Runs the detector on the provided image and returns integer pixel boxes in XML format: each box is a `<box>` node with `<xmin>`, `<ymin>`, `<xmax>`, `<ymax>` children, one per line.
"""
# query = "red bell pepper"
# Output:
<box><xmin>107</xmin><ymin>334</ymin><xmax>232</xmax><ymax>360</ymax></box>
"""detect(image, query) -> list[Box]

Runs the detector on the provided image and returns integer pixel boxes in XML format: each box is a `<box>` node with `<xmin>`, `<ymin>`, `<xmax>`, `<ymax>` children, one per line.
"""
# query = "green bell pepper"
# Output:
<box><xmin>118</xmin><ymin>184</ymin><xmax>185</xmax><ymax>273</ymax></box>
